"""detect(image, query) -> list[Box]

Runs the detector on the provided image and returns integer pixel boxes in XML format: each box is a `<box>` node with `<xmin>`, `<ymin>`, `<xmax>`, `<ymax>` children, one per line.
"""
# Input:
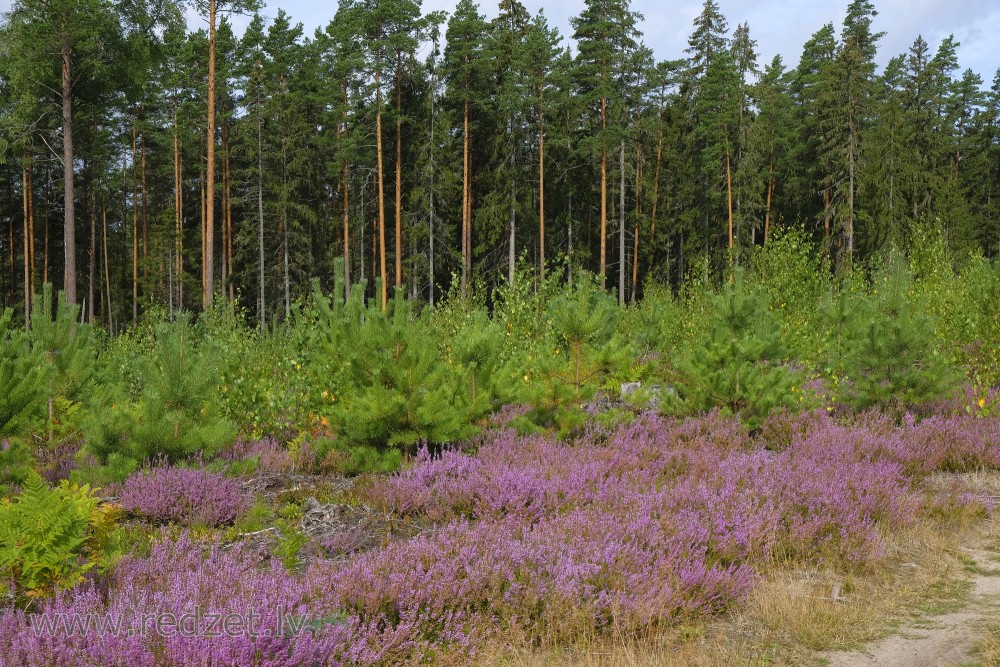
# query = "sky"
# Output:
<box><xmin>1</xmin><ymin>0</ymin><xmax>998</xmax><ymax>84</ymax></box>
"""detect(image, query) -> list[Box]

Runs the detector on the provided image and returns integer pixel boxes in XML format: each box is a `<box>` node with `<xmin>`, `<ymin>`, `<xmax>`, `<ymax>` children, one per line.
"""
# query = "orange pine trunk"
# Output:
<box><xmin>376</xmin><ymin>75</ymin><xmax>387</xmax><ymax>310</ymax></box>
<box><xmin>599</xmin><ymin>96</ymin><xmax>607</xmax><ymax>290</ymax></box>
<box><xmin>132</xmin><ymin>123</ymin><xmax>139</xmax><ymax>320</ymax></box>
<box><xmin>204</xmin><ymin>0</ymin><xmax>217</xmax><ymax>307</ymax></box>
<box><xmin>395</xmin><ymin>63</ymin><xmax>403</xmax><ymax>289</ymax></box>
<box><xmin>726</xmin><ymin>149</ymin><xmax>733</xmax><ymax>254</ymax></box>
<box><xmin>539</xmin><ymin>105</ymin><xmax>545</xmax><ymax>281</ymax></box>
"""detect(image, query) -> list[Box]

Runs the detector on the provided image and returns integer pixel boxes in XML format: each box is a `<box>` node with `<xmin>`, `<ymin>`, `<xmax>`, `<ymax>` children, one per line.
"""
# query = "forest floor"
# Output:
<box><xmin>480</xmin><ymin>471</ymin><xmax>1000</xmax><ymax>667</ymax></box>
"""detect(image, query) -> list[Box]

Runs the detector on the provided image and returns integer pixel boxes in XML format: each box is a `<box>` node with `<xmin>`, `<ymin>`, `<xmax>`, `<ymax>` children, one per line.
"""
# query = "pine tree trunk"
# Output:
<box><xmin>60</xmin><ymin>23</ymin><xmax>76</xmax><ymax>306</ymax></box>
<box><xmin>726</xmin><ymin>149</ymin><xmax>734</xmax><ymax>257</ymax></box>
<box><xmin>649</xmin><ymin>125</ymin><xmax>663</xmax><ymax>244</ymax></box>
<box><xmin>102</xmin><ymin>205</ymin><xmax>112</xmax><ymax>335</ymax></box>
<box><xmin>132</xmin><ymin>122</ymin><xmax>139</xmax><ymax>321</ymax></box>
<box><xmin>376</xmin><ymin>74</ymin><xmax>387</xmax><ymax>310</ymax></box>
<box><xmin>174</xmin><ymin>103</ymin><xmax>183</xmax><ymax>312</ymax></box>
<box><xmin>600</xmin><ymin>96</ymin><xmax>607</xmax><ymax>291</ymax></box>
<box><xmin>204</xmin><ymin>0</ymin><xmax>216</xmax><ymax>308</ymax></box>
<box><xmin>226</xmin><ymin>147</ymin><xmax>234</xmax><ymax>302</ymax></box>
<box><xmin>22</xmin><ymin>161</ymin><xmax>30</xmax><ymax>327</ymax></box>
<box><xmin>88</xmin><ymin>181</ymin><xmax>95</xmax><ymax>323</ymax></box>
<box><xmin>8</xmin><ymin>177</ymin><xmax>14</xmax><ymax>307</ymax></box>
<box><xmin>342</xmin><ymin>87</ymin><xmax>350</xmax><ymax>302</ymax></box>
<box><xmin>619</xmin><ymin>140</ymin><xmax>625</xmax><ymax>306</ymax></box>
<box><xmin>257</xmin><ymin>105</ymin><xmax>265</xmax><ymax>330</ymax></box>
<box><xmin>508</xmin><ymin>144</ymin><xmax>515</xmax><ymax>284</ymax></box>
<box><xmin>764</xmin><ymin>160</ymin><xmax>774</xmax><ymax>244</ymax></box>
<box><xmin>631</xmin><ymin>143</ymin><xmax>640</xmax><ymax>304</ymax></box>
<box><xmin>220</xmin><ymin>124</ymin><xmax>228</xmax><ymax>294</ymax></box>
<box><xmin>141</xmin><ymin>127</ymin><xmax>148</xmax><ymax>272</ymax></box>
<box><xmin>27</xmin><ymin>164</ymin><xmax>35</xmax><ymax>317</ymax></box>
<box><xmin>281</xmin><ymin>121</ymin><xmax>290</xmax><ymax>320</ymax></box>
<box><xmin>200</xmin><ymin>134</ymin><xmax>206</xmax><ymax>302</ymax></box>
<box><xmin>428</xmin><ymin>83</ymin><xmax>435</xmax><ymax>306</ymax></box>
<box><xmin>538</xmin><ymin>109</ymin><xmax>545</xmax><ymax>281</ymax></box>
<box><xmin>342</xmin><ymin>163</ymin><xmax>350</xmax><ymax>299</ymax></box>
<box><xmin>43</xmin><ymin>171</ymin><xmax>48</xmax><ymax>285</ymax></box>
<box><xmin>395</xmin><ymin>60</ymin><xmax>403</xmax><ymax>290</ymax></box>
<box><xmin>462</xmin><ymin>98</ymin><xmax>470</xmax><ymax>297</ymax></box>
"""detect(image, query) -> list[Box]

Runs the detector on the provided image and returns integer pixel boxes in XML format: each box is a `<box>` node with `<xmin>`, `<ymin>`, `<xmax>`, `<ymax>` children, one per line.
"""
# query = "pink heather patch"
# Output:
<box><xmin>119</xmin><ymin>466</ymin><xmax>250</xmax><ymax>527</ymax></box>
<box><xmin>2</xmin><ymin>411</ymin><xmax>998</xmax><ymax>665</ymax></box>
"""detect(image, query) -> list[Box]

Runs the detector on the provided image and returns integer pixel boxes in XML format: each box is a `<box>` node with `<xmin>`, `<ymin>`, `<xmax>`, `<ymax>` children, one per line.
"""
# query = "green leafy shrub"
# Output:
<box><xmin>198</xmin><ymin>303</ymin><xmax>302</xmax><ymax>439</ymax></box>
<box><xmin>0</xmin><ymin>473</ymin><xmax>110</xmax><ymax>601</ymax></box>
<box><xmin>751</xmin><ymin>226</ymin><xmax>830</xmax><ymax>364</ymax></box>
<box><xmin>906</xmin><ymin>226</ymin><xmax>1000</xmax><ymax>387</ymax></box>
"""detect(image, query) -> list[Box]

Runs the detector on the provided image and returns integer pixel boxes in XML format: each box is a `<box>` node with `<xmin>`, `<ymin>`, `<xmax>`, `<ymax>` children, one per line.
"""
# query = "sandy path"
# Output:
<box><xmin>822</xmin><ymin>547</ymin><xmax>1000</xmax><ymax>667</ymax></box>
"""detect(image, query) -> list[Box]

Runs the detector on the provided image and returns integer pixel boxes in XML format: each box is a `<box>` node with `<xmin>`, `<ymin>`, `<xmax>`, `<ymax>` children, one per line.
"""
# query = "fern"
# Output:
<box><xmin>0</xmin><ymin>472</ymin><xmax>101</xmax><ymax>600</ymax></box>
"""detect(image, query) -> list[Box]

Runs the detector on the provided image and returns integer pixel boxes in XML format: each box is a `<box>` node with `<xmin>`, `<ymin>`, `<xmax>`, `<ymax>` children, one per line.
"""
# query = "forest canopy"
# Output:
<box><xmin>0</xmin><ymin>0</ymin><xmax>997</xmax><ymax>327</ymax></box>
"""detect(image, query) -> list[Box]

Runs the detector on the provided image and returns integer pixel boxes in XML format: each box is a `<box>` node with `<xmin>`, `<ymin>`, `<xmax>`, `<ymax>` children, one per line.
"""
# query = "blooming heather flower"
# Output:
<box><xmin>119</xmin><ymin>466</ymin><xmax>250</xmax><ymax>527</ymax></box>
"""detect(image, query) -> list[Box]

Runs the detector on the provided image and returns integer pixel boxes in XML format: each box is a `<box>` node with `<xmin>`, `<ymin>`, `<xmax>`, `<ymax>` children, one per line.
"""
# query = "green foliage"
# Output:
<box><xmin>300</xmin><ymin>281</ymin><xmax>477</xmax><ymax>450</ymax></box>
<box><xmin>751</xmin><ymin>226</ymin><xmax>830</xmax><ymax>362</ymax></box>
<box><xmin>528</xmin><ymin>274</ymin><xmax>632</xmax><ymax>430</ymax></box>
<box><xmin>672</xmin><ymin>271</ymin><xmax>801</xmax><ymax>428</ymax></box>
<box><xmin>618</xmin><ymin>283</ymin><xmax>689</xmax><ymax>368</ymax></box>
<box><xmin>83</xmin><ymin>318</ymin><xmax>234</xmax><ymax>480</ymax></box>
<box><xmin>28</xmin><ymin>285</ymin><xmax>95</xmax><ymax>446</ymax></box>
<box><xmin>311</xmin><ymin>438</ymin><xmax>403</xmax><ymax>476</ymax></box>
<box><xmin>833</xmin><ymin>255</ymin><xmax>957</xmax><ymax>412</ymax></box>
<box><xmin>447</xmin><ymin>310</ymin><xmax>516</xmax><ymax>416</ymax></box>
<box><xmin>199</xmin><ymin>303</ymin><xmax>300</xmax><ymax>438</ymax></box>
<box><xmin>0</xmin><ymin>473</ymin><xmax>109</xmax><ymax>601</ymax></box>
<box><xmin>0</xmin><ymin>308</ymin><xmax>43</xmax><ymax>441</ymax></box>
<box><xmin>906</xmin><ymin>226</ymin><xmax>1000</xmax><ymax>387</ymax></box>
<box><xmin>273</xmin><ymin>519</ymin><xmax>308</xmax><ymax>571</ymax></box>
<box><xmin>228</xmin><ymin>500</ymin><xmax>274</xmax><ymax>538</ymax></box>
<box><xmin>0</xmin><ymin>439</ymin><xmax>34</xmax><ymax>497</ymax></box>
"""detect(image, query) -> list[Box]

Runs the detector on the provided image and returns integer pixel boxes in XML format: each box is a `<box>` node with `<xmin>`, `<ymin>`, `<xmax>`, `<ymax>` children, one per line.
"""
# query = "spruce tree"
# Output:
<box><xmin>787</xmin><ymin>24</ymin><xmax>836</xmax><ymax>251</ymax></box>
<box><xmin>746</xmin><ymin>55</ymin><xmax>793</xmax><ymax>244</ymax></box>
<box><xmin>819</xmin><ymin>0</ymin><xmax>883</xmax><ymax>269</ymax></box>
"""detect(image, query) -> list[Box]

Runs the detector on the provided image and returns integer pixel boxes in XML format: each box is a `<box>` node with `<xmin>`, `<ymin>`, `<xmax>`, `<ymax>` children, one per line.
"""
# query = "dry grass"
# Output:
<box><xmin>966</xmin><ymin>497</ymin><xmax>1000</xmax><ymax>667</ymax></box>
<box><xmin>477</xmin><ymin>473</ymin><xmax>1000</xmax><ymax>667</ymax></box>
<box><xmin>972</xmin><ymin>626</ymin><xmax>1000</xmax><ymax>667</ymax></box>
